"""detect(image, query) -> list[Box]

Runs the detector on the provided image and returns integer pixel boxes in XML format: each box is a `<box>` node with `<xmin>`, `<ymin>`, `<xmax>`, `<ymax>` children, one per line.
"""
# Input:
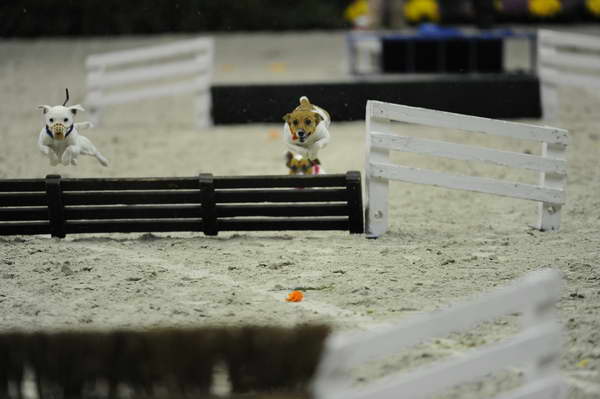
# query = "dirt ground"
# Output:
<box><xmin>1</xmin><ymin>30</ymin><xmax>599</xmax><ymax>398</ymax></box>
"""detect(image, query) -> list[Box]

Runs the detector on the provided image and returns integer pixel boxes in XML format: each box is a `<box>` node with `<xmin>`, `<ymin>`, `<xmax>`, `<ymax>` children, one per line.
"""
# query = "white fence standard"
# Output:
<box><xmin>364</xmin><ymin>100</ymin><xmax>569</xmax><ymax>237</ymax></box>
<box><xmin>538</xmin><ymin>29</ymin><xmax>600</xmax><ymax>121</ymax></box>
<box><xmin>85</xmin><ymin>37</ymin><xmax>214</xmax><ymax>128</ymax></box>
<box><xmin>313</xmin><ymin>269</ymin><xmax>566</xmax><ymax>399</ymax></box>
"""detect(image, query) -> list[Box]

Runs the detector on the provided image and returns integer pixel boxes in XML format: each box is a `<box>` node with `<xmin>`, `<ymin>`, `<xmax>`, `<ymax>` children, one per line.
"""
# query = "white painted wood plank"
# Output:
<box><xmin>86</xmin><ymin>37</ymin><xmax>213</xmax><ymax>68</ymax></box>
<box><xmin>539</xmin><ymin>46</ymin><xmax>600</xmax><ymax>71</ymax></box>
<box><xmin>325</xmin><ymin>323</ymin><xmax>562</xmax><ymax>399</ymax></box>
<box><xmin>539</xmin><ymin>67</ymin><xmax>600</xmax><ymax>90</ymax></box>
<box><xmin>320</xmin><ymin>270</ymin><xmax>561</xmax><ymax>371</ymax></box>
<box><xmin>369</xmin><ymin>161</ymin><xmax>565</xmax><ymax>204</ymax></box>
<box><xmin>539</xmin><ymin>29</ymin><xmax>600</xmax><ymax>52</ymax></box>
<box><xmin>370</xmin><ymin>131</ymin><xmax>567</xmax><ymax>174</ymax></box>
<box><xmin>367</xmin><ymin>100</ymin><xmax>569</xmax><ymax>145</ymax></box>
<box><xmin>87</xmin><ymin>57</ymin><xmax>211</xmax><ymax>89</ymax></box>
<box><xmin>86</xmin><ymin>77</ymin><xmax>210</xmax><ymax>107</ymax></box>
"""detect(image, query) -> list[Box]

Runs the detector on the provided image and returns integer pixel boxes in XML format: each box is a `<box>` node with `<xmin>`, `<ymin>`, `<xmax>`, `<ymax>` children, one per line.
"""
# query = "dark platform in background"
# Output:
<box><xmin>210</xmin><ymin>74</ymin><xmax>541</xmax><ymax>125</ymax></box>
<box><xmin>381</xmin><ymin>38</ymin><xmax>504</xmax><ymax>73</ymax></box>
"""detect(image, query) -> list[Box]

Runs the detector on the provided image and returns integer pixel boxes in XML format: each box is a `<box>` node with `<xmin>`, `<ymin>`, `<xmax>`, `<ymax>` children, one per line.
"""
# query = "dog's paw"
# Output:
<box><xmin>61</xmin><ymin>148</ymin><xmax>75</xmax><ymax>165</ymax></box>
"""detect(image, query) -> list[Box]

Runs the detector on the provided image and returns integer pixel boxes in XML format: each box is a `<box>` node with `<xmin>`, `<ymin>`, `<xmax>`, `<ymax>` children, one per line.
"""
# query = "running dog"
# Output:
<box><xmin>282</xmin><ymin>96</ymin><xmax>330</xmax><ymax>164</ymax></box>
<box><xmin>37</xmin><ymin>104</ymin><xmax>108</xmax><ymax>167</ymax></box>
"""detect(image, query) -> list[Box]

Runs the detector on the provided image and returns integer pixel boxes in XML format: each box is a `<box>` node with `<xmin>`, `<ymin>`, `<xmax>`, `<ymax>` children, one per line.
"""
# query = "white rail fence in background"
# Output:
<box><xmin>85</xmin><ymin>37</ymin><xmax>214</xmax><ymax>128</ymax></box>
<box><xmin>313</xmin><ymin>269</ymin><xmax>566</xmax><ymax>399</ymax></box>
<box><xmin>538</xmin><ymin>29</ymin><xmax>600</xmax><ymax>121</ymax></box>
<box><xmin>364</xmin><ymin>100</ymin><xmax>569</xmax><ymax>237</ymax></box>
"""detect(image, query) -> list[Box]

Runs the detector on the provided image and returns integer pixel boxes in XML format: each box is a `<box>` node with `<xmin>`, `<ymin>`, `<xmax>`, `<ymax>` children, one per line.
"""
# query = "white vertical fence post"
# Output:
<box><xmin>537</xmin><ymin>142</ymin><xmax>567</xmax><ymax>231</ymax></box>
<box><xmin>194</xmin><ymin>39</ymin><xmax>214</xmax><ymax>128</ymax></box>
<box><xmin>537</xmin><ymin>36</ymin><xmax>559</xmax><ymax>122</ymax></box>
<box><xmin>365</xmin><ymin>101</ymin><xmax>391</xmax><ymax>237</ymax></box>
<box><xmin>86</xmin><ymin>65</ymin><xmax>104</xmax><ymax>126</ymax></box>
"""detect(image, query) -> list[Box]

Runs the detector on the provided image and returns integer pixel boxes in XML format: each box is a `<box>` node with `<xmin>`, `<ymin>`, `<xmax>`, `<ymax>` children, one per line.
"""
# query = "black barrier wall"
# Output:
<box><xmin>0</xmin><ymin>173</ymin><xmax>363</xmax><ymax>237</ymax></box>
<box><xmin>210</xmin><ymin>74</ymin><xmax>541</xmax><ymax>124</ymax></box>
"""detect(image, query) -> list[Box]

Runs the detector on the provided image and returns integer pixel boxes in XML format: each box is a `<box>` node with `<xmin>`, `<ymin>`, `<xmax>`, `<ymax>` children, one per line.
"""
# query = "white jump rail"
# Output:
<box><xmin>85</xmin><ymin>37</ymin><xmax>214</xmax><ymax>128</ymax></box>
<box><xmin>364</xmin><ymin>100</ymin><xmax>569</xmax><ymax>237</ymax></box>
<box><xmin>538</xmin><ymin>29</ymin><xmax>600</xmax><ymax>121</ymax></box>
<box><xmin>312</xmin><ymin>269</ymin><xmax>566</xmax><ymax>399</ymax></box>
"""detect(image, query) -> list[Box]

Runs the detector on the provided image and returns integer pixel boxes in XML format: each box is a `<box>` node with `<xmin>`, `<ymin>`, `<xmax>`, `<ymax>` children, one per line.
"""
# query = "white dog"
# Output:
<box><xmin>282</xmin><ymin>96</ymin><xmax>330</xmax><ymax>162</ymax></box>
<box><xmin>37</xmin><ymin>104</ymin><xmax>108</xmax><ymax>167</ymax></box>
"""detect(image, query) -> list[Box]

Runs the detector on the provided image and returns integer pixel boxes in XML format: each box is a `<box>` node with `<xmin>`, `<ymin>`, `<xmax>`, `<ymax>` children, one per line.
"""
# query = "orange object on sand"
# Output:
<box><xmin>286</xmin><ymin>290</ymin><xmax>304</xmax><ymax>302</ymax></box>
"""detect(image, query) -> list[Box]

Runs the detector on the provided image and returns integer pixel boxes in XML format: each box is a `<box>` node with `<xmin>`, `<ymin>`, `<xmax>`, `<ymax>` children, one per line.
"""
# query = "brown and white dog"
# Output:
<box><xmin>282</xmin><ymin>96</ymin><xmax>330</xmax><ymax>165</ymax></box>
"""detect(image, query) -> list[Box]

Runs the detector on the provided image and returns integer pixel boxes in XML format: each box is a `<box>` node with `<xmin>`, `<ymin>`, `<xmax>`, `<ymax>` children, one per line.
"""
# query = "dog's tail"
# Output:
<box><xmin>96</xmin><ymin>152</ymin><xmax>109</xmax><ymax>167</ymax></box>
<box><xmin>299</xmin><ymin>96</ymin><xmax>311</xmax><ymax>107</ymax></box>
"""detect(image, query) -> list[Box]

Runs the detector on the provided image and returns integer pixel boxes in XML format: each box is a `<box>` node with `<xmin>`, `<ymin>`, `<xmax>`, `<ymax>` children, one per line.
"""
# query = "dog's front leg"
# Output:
<box><xmin>307</xmin><ymin>137</ymin><xmax>329</xmax><ymax>160</ymax></box>
<box><xmin>61</xmin><ymin>145</ymin><xmax>81</xmax><ymax>166</ymax></box>
<box><xmin>37</xmin><ymin>132</ymin><xmax>51</xmax><ymax>156</ymax></box>
<box><xmin>38</xmin><ymin>132</ymin><xmax>60</xmax><ymax>165</ymax></box>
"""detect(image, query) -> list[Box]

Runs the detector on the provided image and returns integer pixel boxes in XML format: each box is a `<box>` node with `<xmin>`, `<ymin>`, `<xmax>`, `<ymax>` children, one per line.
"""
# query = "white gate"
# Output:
<box><xmin>313</xmin><ymin>269</ymin><xmax>566</xmax><ymax>399</ymax></box>
<box><xmin>538</xmin><ymin>29</ymin><xmax>600</xmax><ymax>121</ymax></box>
<box><xmin>85</xmin><ymin>37</ymin><xmax>214</xmax><ymax>128</ymax></box>
<box><xmin>365</xmin><ymin>100</ymin><xmax>569</xmax><ymax>237</ymax></box>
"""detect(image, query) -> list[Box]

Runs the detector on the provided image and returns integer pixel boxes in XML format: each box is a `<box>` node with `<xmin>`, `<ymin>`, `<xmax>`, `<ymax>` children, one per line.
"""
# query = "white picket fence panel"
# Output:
<box><xmin>364</xmin><ymin>100</ymin><xmax>569</xmax><ymax>237</ymax></box>
<box><xmin>312</xmin><ymin>269</ymin><xmax>566</xmax><ymax>399</ymax></box>
<box><xmin>538</xmin><ymin>29</ymin><xmax>600</xmax><ymax>121</ymax></box>
<box><xmin>85</xmin><ymin>37</ymin><xmax>214</xmax><ymax>128</ymax></box>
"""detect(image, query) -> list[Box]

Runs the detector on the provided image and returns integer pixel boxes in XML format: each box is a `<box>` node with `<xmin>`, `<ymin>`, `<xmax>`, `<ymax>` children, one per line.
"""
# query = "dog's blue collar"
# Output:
<box><xmin>45</xmin><ymin>124</ymin><xmax>74</xmax><ymax>138</ymax></box>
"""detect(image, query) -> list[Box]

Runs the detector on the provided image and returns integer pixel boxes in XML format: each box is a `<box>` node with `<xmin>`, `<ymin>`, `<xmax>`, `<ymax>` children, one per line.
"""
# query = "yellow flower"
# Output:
<box><xmin>529</xmin><ymin>0</ymin><xmax>562</xmax><ymax>17</ymax></box>
<box><xmin>344</xmin><ymin>0</ymin><xmax>370</xmax><ymax>22</ymax></box>
<box><xmin>587</xmin><ymin>0</ymin><xmax>600</xmax><ymax>16</ymax></box>
<box><xmin>404</xmin><ymin>0</ymin><xmax>441</xmax><ymax>23</ymax></box>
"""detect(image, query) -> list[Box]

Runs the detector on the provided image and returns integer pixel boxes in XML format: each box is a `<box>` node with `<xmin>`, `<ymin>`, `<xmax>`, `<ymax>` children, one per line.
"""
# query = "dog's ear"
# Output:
<box><xmin>283</xmin><ymin>113</ymin><xmax>290</xmax><ymax>122</ymax></box>
<box><xmin>68</xmin><ymin>105</ymin><xmax>85</xmax><ymax>115</ymax></box>
<box><xmin>37</xmin><ymin>105</ymin><xmax>51</xmax><ymax>114</ymax></box>
<box><xmin>314</xmin><ymin>113</ymin><xmax>323</xmax><ymax>124</ymax></box>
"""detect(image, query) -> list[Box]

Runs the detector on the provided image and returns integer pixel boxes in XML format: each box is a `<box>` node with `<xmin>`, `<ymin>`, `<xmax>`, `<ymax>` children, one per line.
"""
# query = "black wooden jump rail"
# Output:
<box><xmin>0</xmin><ymin>172</ymin><xmax>363</xmax><ymax>237</ymax></box>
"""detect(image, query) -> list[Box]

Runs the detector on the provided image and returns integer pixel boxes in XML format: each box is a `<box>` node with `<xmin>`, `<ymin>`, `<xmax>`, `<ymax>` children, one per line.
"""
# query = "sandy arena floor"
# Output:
<box><xmin>1</xmin><ymin>30</ymin><xmax>600</xmax><ymax>398</ymax></box>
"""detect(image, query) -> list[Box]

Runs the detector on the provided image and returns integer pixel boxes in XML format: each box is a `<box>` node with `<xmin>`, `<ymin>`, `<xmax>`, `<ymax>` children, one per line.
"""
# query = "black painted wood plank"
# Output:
<box><xmin>65</xmin><ymin>219</ymin><xmax>204</xmax><ymax>234</ymax></box>
<box><xmin>217</xmin><ymin>203</ymin><xmax>348</xmax><ymax>217</ymax></box>
<box><xmin>62</xmin><ymin>191</ymin><xmax>202</xmax><ymax>206</ymax></box>
<box><xmin>0</xmin><ymin>207</ymin><xmax>48</xmax><ymax>221</ymax></box>
<box><xmin>213</xmin><ymin>174</ymin><xmax>347</xmax><ymax>189</ymax></box>
<box><xmin>217</xmin><ymin>218</ymin><xmax>349</xmax><ymax>231</ymax></box>
<box><xmin>215</xmin><ymin>188</ymin><xmax>348</xmax><ymax>203</ymax></box>
<box><xmin>0</xmin><ymin>193</ymin><xmax>47</xmax><ymax>207</ymax></box>
<box><xmin>60</xmin><ymin>177</ymin><xmax>199</xmax><ymax>191</ymax></box>
<box><xmin>0</xmin><ymin>222</ymin><xmax>51</xmax><ymax>235</ymax></box>
<box><xmin>0</xmin><ymin>179</ymin><xmax>45</xmax><ymax>192</ymax></box>
<box><xmin>64</xmin><ymin>205</ymin><xmax>204</xmax><ymax>220</ymax></box>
